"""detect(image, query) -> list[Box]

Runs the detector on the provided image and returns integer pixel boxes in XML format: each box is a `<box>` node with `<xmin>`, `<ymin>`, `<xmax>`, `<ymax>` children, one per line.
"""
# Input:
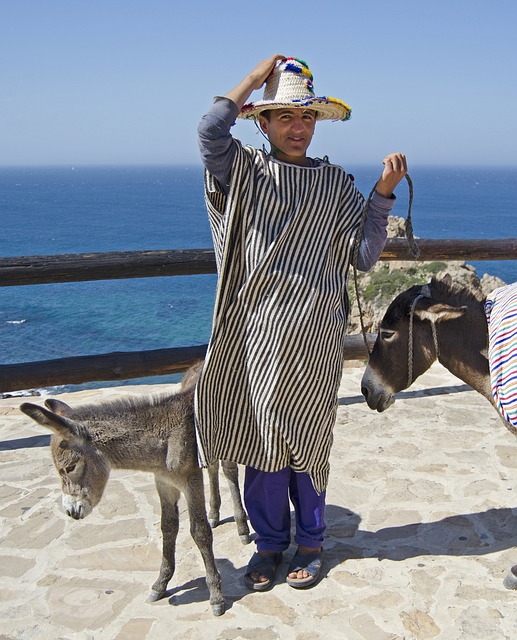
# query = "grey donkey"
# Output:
<box><xmin>20</xmin><ymin>362</ymin><xmax>250</xmax><ymax>617</ymax></box>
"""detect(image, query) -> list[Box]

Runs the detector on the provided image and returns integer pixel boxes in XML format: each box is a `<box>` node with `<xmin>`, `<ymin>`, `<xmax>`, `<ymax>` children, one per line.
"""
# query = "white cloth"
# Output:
<box><xmin>485</xmin><ymin>282</ymin><xmax>517</xmax><ymax>427</ymax></box>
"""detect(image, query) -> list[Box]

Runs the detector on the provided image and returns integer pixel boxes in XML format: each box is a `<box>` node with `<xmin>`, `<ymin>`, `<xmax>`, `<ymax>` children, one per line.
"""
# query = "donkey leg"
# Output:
<box><xmin>207</xmin><ymin>460</ymin><xmax>222</xmax><ymax>528</ymax></box>
<box><xmin>149</xmin><ymin>476</ymin><xmax>180</xmax><ymax>601</ymax></box>
<box><xmin>221</xmin><ymin>460</ymin><xmax>251</xmax><ymax>544</ymax></box>
<box><xmin>184</xmin><ymin>471</ymin><xmax>225</xmax><ymax>616</ymax></box>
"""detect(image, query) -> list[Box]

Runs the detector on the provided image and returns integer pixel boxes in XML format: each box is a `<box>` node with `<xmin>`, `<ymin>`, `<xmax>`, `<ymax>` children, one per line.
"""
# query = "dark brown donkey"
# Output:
<box><xmin>361</xmin><ymin>275</ymin><xmax>505</xmax><ymax>424</ymax></box>
<box><xmin>360</xmin><ymin>274</ymin><xmax>517</xmax><ymax>589</ymax></box>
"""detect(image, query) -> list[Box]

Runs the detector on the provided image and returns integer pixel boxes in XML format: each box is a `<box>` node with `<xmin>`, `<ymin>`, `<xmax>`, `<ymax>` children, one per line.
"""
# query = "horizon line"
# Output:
<box><xmin>1</xmin><ymin>162</ymin><xmax>517</xmax><ymax>170</ymax></box>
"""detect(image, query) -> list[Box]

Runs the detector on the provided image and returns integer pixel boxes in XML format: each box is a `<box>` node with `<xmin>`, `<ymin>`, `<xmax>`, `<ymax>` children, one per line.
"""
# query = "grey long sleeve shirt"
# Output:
<box><xmin>197</xmin><ymin>96</ymin><xmax>395</xmax><ymax>271</ymax></box>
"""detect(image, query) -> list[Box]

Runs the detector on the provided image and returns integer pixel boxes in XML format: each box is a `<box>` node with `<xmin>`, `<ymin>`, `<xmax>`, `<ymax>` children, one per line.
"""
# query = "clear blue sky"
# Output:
<box><xmin>2</xmin><ymin>0</ymin><xmax>516</xmax><ymax>167</ymax></box>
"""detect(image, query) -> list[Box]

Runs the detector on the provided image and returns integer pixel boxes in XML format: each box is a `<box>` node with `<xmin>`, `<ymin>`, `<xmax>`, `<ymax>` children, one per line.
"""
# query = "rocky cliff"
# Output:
<box><xmin>348</xmin><ymin>216</ymin><xmax>506</xmax><ymax>334</ymax></box>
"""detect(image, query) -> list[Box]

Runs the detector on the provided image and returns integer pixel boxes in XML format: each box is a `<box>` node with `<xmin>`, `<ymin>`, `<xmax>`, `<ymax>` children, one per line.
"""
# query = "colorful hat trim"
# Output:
<box><xmin>239</xmin><ymin>58</ymin><xmax>351</xmax><ymax>122</ymax></box>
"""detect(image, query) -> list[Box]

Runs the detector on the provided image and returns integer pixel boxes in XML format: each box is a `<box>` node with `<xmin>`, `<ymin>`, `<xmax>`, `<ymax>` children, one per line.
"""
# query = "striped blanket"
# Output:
<box><xmin>195</xmin><ymin>141</ymin><xmax>364</xmax><ymax>494</ymax></box>
<box><xmin>485</xmin><ymin>282</ymin><xmax>517</xmax><ymax>427</ymax></box>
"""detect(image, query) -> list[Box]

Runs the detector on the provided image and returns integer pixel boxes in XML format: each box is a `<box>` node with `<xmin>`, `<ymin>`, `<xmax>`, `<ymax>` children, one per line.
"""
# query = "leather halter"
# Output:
<box><xmin>407</xmin><ymin>284</ymin><xmax>439</xmax><ymax>387</ymax></box>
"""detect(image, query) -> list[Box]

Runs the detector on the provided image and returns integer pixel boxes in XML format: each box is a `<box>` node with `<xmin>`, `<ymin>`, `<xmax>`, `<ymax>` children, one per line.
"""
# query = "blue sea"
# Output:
<box><xmin>2</xmin><ymin>165</ymin><xmax>516</xmax><ymax>393</ymax></box>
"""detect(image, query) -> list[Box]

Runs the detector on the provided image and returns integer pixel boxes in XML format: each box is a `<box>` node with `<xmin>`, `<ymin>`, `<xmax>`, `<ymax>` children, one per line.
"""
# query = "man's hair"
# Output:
<box><xmin>258</xmin><ymin>108</ymin><xmax>318</xmax><ymax>122</ymax></box>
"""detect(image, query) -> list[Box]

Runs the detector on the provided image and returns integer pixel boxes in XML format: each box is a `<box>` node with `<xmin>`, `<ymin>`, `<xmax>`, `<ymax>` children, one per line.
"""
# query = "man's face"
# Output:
<box><xmin>259</xmin><ymin>108</ymin><xmax>317</xmax><ymax>163</ymax></box>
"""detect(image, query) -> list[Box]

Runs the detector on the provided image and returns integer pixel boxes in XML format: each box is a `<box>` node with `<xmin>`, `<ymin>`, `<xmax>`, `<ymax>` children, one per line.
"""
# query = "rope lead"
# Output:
<box><xmin>352</xmin><ymin>173</ymin><xmax>418</xmax><ymax>355</ymax></box>
<box><xmin>403</xmin><ymin>174</ymin><xmax>419</xmax><ymax>259</ymax></box>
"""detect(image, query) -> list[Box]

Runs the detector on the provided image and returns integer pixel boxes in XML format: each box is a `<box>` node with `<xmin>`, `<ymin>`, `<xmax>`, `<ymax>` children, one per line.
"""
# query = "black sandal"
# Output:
<box><xmin>244</xmin><ymin>551</ymin><xmax>283</xmax><ymax>591</ymax></box>
<box><xmin>286</xmin><ymin>550</ymin><xmax>324</xmax><ymax>589</ymax></box>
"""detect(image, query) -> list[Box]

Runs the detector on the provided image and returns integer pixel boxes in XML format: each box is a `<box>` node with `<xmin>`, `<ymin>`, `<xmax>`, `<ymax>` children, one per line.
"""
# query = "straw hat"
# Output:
<box><xmin>239</xmin><ymin>57</ymin><xmax>351</xmax><ymax>122</ymax></box>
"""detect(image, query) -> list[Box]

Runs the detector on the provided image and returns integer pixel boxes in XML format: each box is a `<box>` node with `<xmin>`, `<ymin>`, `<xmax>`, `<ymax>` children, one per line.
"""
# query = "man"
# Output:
<box><xmin>196</xmin><ymin>55</ymin><xmax>407</xmax><ymax>590</ymax></box>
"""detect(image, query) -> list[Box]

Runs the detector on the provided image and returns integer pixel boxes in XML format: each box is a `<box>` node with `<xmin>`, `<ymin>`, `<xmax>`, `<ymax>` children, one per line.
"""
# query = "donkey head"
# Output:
<box><xmin>361</xmin><ymin>277</ymin><xmax>467</xmax><ymax>412</ymax></box>
<box><xmin>20</xmin><ymin>399</ymin><xmax>110</xmax><ymax>519</ymax></box>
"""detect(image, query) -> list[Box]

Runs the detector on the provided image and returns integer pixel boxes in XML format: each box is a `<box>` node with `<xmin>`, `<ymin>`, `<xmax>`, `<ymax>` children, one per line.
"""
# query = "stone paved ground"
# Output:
<box><xmin>1</xmin><ymin>363</ymin><xmax>517</xmax><ymax>639</ymax></box>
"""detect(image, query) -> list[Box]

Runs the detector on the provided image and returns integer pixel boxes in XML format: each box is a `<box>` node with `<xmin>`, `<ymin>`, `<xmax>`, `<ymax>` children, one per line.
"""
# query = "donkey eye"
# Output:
<box><xmin>380</xmin><ymin>329</ymin><xmax>396</xmax><ymax>341</ymax></box>
<box><xmin>65</xmin><ymin>464</ymin><xmax>77</xmax><ymax>474</ymax></box>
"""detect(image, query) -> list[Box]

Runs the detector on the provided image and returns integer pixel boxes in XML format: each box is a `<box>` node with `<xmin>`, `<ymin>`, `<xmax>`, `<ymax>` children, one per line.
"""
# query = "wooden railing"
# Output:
<box><xmin>2</xmin><ymin>238</ymin><xmax>516</xmax><ymax>392</ymax></box>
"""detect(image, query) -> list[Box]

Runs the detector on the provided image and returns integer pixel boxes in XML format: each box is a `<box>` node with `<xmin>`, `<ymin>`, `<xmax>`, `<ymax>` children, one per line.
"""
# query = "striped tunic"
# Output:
<box><xmin>485</xmin><ymin>282</ymin><xmax>517</xmax><ymax>427</ymax></box>
<box><xmin>194</xmin><ymin>140</ymin><xmax>364</xmax><ymax>493</ymax></box>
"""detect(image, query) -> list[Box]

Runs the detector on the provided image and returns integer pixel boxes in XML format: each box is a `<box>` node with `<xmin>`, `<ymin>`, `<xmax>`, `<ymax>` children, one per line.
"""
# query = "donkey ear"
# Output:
<box><xmin>20</xmin><ymin>403</ymin><xmax>79</xmax><ymax>438</ymax></box>
<box><xmin>414</xmin><ymin>298</ymin><xmax>467</xmax><ymax>323</ymax></box>
<box><xmin>439</xmin><ymin>273</ymin><xmax>453</xmax><ymax>287</ymax></box>
<box><xmin>45</xmin><ymin>398</ymin><xmax>75</xmax><ymax>417</ymax></box>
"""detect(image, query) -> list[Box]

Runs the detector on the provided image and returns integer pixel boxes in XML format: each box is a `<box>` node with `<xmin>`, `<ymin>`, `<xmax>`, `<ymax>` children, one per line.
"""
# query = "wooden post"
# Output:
<box><xmin>1</xmin><ymin>239</ymin><xmax>517</xmax><ymax>286</ymax></box>
<box><xmin>0</xmin><ymin>334</ymin><xmax>376</xmax><ymax>394</ymax></box>
<box><xmin>2</xmin><ymin>238</ymin><xmax>516</xmax><ymax>393</ymax></box>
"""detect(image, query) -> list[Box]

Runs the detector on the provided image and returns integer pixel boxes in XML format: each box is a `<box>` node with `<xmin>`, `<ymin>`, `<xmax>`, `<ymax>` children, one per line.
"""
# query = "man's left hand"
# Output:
<box><xmin>375</xmin><ymin>153</ymin><xmax>408</xmax><ymax>198</ymax></box>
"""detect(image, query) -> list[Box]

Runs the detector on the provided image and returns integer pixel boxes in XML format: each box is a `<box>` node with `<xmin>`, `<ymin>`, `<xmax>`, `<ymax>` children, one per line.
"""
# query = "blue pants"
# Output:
<box><xmin>244</xmin><ymin>466</ymin><xmax>326</xmax><ymax>553</ymax></box>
